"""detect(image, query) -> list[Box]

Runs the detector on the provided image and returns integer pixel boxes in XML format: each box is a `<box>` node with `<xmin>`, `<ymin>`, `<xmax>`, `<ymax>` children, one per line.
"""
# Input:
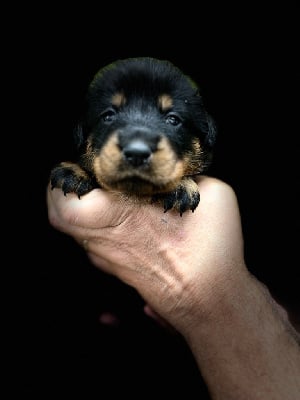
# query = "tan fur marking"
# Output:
<box><xmin>180</xmin><ymin>177</ymin><xmax>199</xmax><ymax>198</ymax></box>
<box><xmin>182</xmin><ymin>139</ymin><xmax>206</xmax><ymax>176</ymax></box>
<box><xmin>151</xmin><ymin>137</ymin><xmax>184</xmax><ymax>187</ymax></box>
<box><xmin>93</xmin><ymin>133</ymin><xmax>123</xmax><ymax>186</ymax></box>
<box><xmin>158</xmin><ymin>94</ymin><xmax>173</xmax><ymax>111</ymax></box>
<box><xmin>111</xmin><ymin>92</ymin><xmax>126</xmax><ymax>108</ymax></box>
<box><xmin>80</xmin><ymin>139</ymin><xmax>97</xmax><ymax>171</ymax></box>
<box><xmin>93</xmin><ymin>134</ymin><xmax>185</xmax><ymax>195</ymax></box>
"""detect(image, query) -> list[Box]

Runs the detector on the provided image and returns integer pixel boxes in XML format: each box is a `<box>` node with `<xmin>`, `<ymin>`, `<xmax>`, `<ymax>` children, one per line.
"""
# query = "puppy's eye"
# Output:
<box><xmin>165</xmin><ymin>113</ymin><xmax>182</xmax><ymax>126</ymax></box>
<box><xmin>101</xmin><ymin>108</ymin><xmax>116</xmax><ymax>123</ymax></box>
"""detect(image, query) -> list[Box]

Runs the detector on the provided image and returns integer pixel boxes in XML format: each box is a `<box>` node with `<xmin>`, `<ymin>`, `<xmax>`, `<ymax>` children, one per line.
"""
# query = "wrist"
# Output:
<box><xmin>182</xmin><ymin>268</ymin><xmax>279</xmax><ymax>346</ymax></box>
<box><xmin>181</xmin><ymin>270</ymin><xmax>300</xmax><ymax>399</ymax></box>
<box><xmin>170</xmin><ymin>260</ymin><xmax>250</xmax><ymax>336</ymax></box>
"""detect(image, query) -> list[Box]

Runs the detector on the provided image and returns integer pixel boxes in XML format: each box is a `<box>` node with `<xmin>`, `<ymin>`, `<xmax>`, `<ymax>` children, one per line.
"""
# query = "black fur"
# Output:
<box><xmin>50</xmin><ymin>57</ymin><xmax>217</xmax><ymax>215</ymax></box>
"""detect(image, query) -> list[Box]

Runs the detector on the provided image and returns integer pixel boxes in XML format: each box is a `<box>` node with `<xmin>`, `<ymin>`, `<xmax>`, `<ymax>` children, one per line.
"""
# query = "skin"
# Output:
<box><xmin>47</xmin><ymin>176</ymin><xmax>300</xmax><ymax>399</ymax></box>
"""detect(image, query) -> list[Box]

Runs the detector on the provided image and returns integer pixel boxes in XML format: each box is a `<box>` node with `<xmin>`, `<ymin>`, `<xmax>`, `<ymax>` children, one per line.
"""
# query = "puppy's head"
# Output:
<box><xmin>76</xmin><ymin>57</ymin><xmax>217</xmax><ymax>196</ymax></box>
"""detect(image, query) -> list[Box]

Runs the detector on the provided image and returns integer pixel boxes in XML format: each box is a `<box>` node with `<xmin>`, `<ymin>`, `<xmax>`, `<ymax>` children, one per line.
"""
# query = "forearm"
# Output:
<box><xmin>183</xmin><ymin>270</ymin><xmax>300</xmax><ymax>400</ymax></box>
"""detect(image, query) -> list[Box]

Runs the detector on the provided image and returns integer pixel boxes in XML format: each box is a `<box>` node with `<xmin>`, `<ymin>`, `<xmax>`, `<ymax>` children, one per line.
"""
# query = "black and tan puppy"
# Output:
<box><xmin>50</xmin><ymin>57</ymin><xmax>217</xmax><ymax>215</ymax></box>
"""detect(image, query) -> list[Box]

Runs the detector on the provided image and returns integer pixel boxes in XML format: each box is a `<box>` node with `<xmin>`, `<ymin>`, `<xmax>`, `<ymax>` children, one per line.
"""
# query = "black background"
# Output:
<box><xmin>11</xmin><ymin>6</ymin><xmax>299</xmax><ymax>398</ymax></box>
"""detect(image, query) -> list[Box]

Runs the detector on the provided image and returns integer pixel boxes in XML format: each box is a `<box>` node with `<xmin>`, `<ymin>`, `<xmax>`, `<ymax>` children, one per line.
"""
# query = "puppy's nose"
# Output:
<box><xmin>123</xmin><ymin>140</ymin><xmax>152</xmax><ymax>167</ymax></box>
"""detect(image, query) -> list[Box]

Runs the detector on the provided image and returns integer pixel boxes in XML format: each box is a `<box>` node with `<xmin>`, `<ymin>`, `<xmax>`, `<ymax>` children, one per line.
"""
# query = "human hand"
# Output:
<box><xmin>47</xmin><ymin>176</ymin><xmax>247</xmax><ymax>335</ymax></box>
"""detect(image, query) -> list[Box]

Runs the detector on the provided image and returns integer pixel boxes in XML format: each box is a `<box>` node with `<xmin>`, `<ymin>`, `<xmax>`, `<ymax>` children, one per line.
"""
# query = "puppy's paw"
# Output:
<box><xmin>50</xmin><ymin>162</ymin><xmax>96</xmax><ymax>198</ymax></box>
<box><xmin>154</xmin><ymin>178</ymin><xmax>200</xmax><ymax>216</ymax></box>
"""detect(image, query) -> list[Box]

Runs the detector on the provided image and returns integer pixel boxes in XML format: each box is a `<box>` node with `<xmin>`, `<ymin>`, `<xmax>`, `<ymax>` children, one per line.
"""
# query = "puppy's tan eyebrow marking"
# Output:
<box><xmin>111</xmin><ymin>92</ymin><xmax>126</xmax><ymax>108</ymax></box>
<box><xmin>158</xmin><ymin>94</ymin><xmax>173</xmax><ymax>111</ymax></box>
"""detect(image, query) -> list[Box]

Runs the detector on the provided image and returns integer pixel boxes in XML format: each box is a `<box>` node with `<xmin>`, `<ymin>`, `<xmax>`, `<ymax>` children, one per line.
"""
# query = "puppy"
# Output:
<box><xmin>50</xmin><ymin>57</ymin><xmax>217</xmax><ymax>215</ymax></box>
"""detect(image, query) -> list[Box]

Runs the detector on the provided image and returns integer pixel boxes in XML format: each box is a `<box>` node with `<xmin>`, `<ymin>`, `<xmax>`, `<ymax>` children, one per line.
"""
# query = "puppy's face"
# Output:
<box><xmin>77</xmin><ymin>58</ymin><xmax>216</xmax><ymax>196</ymax></box>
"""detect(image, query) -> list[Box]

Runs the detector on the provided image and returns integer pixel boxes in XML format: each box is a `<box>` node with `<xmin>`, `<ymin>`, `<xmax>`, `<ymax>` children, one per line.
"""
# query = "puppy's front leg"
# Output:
<box><xmin>50</xmin><ymin>161</ymin><xmax>97</xmax><ymax>198</ymax></box>
<box><xmin>157</xmin><ymin>177</ymin><xmax>201</xmax><ymax>216</ymax></box>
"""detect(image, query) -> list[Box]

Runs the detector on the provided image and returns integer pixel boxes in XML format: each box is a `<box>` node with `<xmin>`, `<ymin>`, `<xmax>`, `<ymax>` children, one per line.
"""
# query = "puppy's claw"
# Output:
<box><xmin>50</xmin><ymin>163</ymin><xmax>96</xmax><ymax>198</ymax></box>
<box><xmin>163</xmin><ymin>193</ymin><xmax>177</xmax><ymax>213</ymax></box>
<box><xmin>162</xmin><ymin>186</ymin><xmax>200</xmax><ymax>215</ymax></box>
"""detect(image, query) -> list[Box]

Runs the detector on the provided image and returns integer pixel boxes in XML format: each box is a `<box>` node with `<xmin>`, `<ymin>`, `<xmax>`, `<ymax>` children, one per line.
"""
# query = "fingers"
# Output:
<box><xmin>46</xmin><ymin>184</ymin><xmax>131</xmax><ymax>234</ymax></box>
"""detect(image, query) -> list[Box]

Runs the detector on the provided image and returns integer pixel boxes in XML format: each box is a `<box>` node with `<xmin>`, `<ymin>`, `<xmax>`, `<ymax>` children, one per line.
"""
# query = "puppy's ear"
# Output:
<box><xmin>205</xmin><ymin>113</ymin><xmax>217</xmax><ymax>148</ymax></box>
<box><xmin>193</xmin><ymin>89</ymin><xmax>217</xmax><ymax>148</ymax></box>
<box><xmin>73</xmin><ymin>121</ymin><xmax>86</xmax><ymax>150</ymax></box>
